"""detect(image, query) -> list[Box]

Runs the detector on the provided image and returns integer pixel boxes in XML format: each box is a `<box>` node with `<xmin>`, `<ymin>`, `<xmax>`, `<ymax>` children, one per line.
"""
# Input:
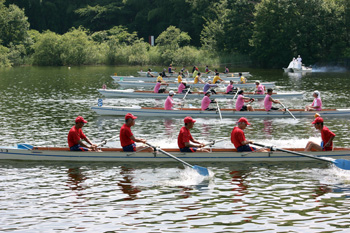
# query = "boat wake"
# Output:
<box><xmin>312</xmin><ymin>66</ymin><xmax>347</xmax><ymax>72</ymax></box>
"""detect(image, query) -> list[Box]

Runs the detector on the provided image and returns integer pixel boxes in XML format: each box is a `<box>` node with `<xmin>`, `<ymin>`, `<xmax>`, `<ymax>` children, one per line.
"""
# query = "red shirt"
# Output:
<box><xmin>231</xmin><ymin>126</ymin><xmax>246</xmax><ymax>148</ymax></box>
<box><xmin>120</xmin><ymin>124</ymin><xmax>135</xmax><ymax>147</ymax></box>
<box><xmin>178</xmin><ymin>126</ymin><xmax>194</xmax><ymax>149</ymax></box>
<box><xmin>321</xmin><ymin>126</ymin><xmax>336</xmax><ymax>151</ymax></box>
<box><xmin>68</xmin><ymin>126</ymin><xmax>87</xmax><ymax>147</ymax></box>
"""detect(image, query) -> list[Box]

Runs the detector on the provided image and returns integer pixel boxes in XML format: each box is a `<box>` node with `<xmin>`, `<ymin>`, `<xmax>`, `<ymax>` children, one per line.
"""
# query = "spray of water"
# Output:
<box><xmin>311</xmin><ymin>66</ymin><xmax>347</xmax><ymax>73</ymax></box>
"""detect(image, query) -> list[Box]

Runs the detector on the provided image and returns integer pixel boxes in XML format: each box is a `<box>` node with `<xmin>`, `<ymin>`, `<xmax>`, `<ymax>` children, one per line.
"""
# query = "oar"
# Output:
<box><xmin>206</xmin><ymin>138</ymin><xmax>227</xmax><ymax>147</ymax></box>
<box><xmin>252</xmin><ymin>142</ymin><xmax>350</xmax><ymax>170</ymax></box>
<box><xmin>97</xmin><ymin>135</ymin><xmax>119</xmax><ymax>147</ymax></box>
<box><xmin>145</xmin><ymin>142</ymin><xmax>209</xmax><ymax>176</ymax></box>
<box><xmin>216</xmin><ymin>101</ymin><xmax>223</xmax><ymax>121</ymax></box>
<box><xmin>233</xmin><ymin>88</ymin><xmax>240</xmax><ymax>99</ymax></box>
<box><xmin>181</xmin><ymin>86</ymin><xmax>191</xmax><ymax>110</ymax></box>
<box><xmin>280</xmin><ymin>102</ymin><xmax>297</xmax><ymax>120</ymax></box>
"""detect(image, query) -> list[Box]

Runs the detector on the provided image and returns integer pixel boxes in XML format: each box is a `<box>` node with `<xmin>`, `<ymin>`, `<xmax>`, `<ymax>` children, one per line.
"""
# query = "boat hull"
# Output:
<box><xmin>98</xmin><ymin>89</ymin><xmax>303</xmax><ymax>99</ymax></box>
<box><xmin>111</xmin><ymin>76</ymin><xmax>241</xmax><ymax>82</ymax></box>
<box><xmin>137</xmin><ymin>71</ymin><xmax>252</xmax><ymax>77</ymax></box>
<box><xmin>114</xmin><ymin>81</ymin><xmax>276</xmax><ymax>89</ymax></box>
<box><xmin>1</xmin><ymin>147</ymin><xmax>349</xmax><ymax>162</ymax></box>
<box><xmin>91</xmin><ymin>106</ymin><xmax>350</xmax><ymax>118</ymax></box>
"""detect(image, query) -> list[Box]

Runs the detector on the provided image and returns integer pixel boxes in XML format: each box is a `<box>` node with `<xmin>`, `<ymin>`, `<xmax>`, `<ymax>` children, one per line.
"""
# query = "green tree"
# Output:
<box><xmin>0</xmin><ymin>0</ymin><xmax>30</xmax><ymax>47</ymax></box>
<box><xmin>0</xmin><ymin>45</ymin><xmax>12</xmax><ymax>67</ymax></box>
<box><xmin>155</xmin><ymin>25</ymin><xmax>191</xmax><ymax>64</ymax></box>
<box><xmin>60</xmin><ymin>27</ymin><xmax>98</xmax><ymax>65</ymax></box>
<box><xmin>32</xmin><ymin>30</ymin><xmax>63</xmax><ymax>66</ymax></box>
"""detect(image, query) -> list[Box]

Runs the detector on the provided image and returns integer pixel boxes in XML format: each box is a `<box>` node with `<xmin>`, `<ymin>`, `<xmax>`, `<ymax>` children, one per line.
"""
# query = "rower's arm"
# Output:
<box><xmin>324</xmin><ymin>136</ymin><xmax>335</xmax><ymax>147</ymax></box>
<box><xmin>130</xmin><ymin>135</ymin><xmax>146</xmax><ymax>144</ymax></box>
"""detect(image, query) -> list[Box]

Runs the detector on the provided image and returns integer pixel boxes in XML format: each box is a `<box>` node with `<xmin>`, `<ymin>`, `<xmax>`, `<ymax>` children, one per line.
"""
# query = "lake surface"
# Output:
<box><xmin>1</xmin><ymin>66</ymin><xmax>350</xmax><ymax>232</ymax></box>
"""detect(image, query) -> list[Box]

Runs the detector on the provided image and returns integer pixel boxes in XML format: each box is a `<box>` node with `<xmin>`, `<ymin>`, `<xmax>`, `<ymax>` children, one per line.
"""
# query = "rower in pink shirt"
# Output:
<box><xmin>178</xmin><ymin>82</ymin><xmax>186</xmax><ymax>93</ymax></box>
<box><xmin>165</xmin><ymin>91</ymin><xmax>176</xmax><ymax>110</ymax></box>
<box><xmin>154</xmin><ymin>80</ymin><xmax>168</xmax><ymax>93</ymax></box>
<box><xmin>235</xmin><ymin>90</ymin><xmax>254</xmax><ymax>111</ymax></box>
<box><xmin>255</xmin><ymin>81</ymin><xmax>265</xmax><ymax>95</ymax></box>
<box><xmin>201</xmin><ymin>91</ymin><xmax>217</xmax><ymax>111</ymax></box>
<box><xmin>305</xmin><ymin>90</ymin><xmax>322</xmax><ymax>111</ymax></box>
<box><xmin>264</xmin><ymin>88</ymin><xmax>281</xmax><ymax>111</ymax></box>
<box><xmin>226</xmin><ymin>80</ymin><xmax>234</xmax><ymax>94</ymax></box>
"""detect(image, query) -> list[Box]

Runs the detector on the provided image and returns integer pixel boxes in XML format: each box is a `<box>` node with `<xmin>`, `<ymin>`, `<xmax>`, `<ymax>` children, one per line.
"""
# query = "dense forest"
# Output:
<box><xmin>1</xmin><ymin>0</ymin><xmax>349</xmax><ymax>68</ymax></box>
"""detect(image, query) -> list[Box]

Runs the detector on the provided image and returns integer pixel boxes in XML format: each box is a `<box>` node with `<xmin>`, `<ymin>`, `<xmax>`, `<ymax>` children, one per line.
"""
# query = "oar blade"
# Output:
<box><xmin>334</xmin><ymin>159</ymin><xmax>350</xmax><ymax>170</ymax></box>
<box><xmin>192</xmin><ymin>165</ymin><xmax>209</xmax><ymax>176</ymax></box>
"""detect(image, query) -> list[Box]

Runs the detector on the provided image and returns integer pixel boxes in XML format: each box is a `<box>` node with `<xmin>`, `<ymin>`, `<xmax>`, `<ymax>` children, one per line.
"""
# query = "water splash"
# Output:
<box><xmin>312</xmin><ymin>66</ymin><xmax>347</xmax><ymax>73</ymax></box>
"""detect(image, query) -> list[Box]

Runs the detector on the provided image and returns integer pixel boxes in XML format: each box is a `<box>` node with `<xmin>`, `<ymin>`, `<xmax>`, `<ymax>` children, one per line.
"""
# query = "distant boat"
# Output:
<box><xmin>283</xmin><ymin>58</ymin><xmax>312</xmax><ymax>73</ymax></box>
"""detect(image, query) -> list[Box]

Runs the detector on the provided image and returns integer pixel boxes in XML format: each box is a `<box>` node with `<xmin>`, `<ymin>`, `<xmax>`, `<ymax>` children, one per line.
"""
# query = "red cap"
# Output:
<box><xmin>125</xmin><ymin>113</ymin><xmax>137</xmax><ymax>120</ymax></box>
<box><xmin>238</xmin><ymin>117</ymin><xmax>250</xmax><ymax>125</ymax></box>
<box><xmin>312</xmin><ymin>117</ymin><xmax>323</xmax><ymax>124</ymax></box>
<box><xmin>184</xmin><ymin>116</ymin><xmax>196</xmax><ymax>124</ymax></box>
<box><xmin>75</xmin><ymin>116</ymin><xmax>87</xmax><ymax>123</ymax></box>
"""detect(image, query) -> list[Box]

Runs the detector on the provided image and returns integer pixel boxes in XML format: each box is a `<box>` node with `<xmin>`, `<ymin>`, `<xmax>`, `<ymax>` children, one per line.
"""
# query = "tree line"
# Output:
<box><xmin>1</xmin><ymin>0</ymin><xmax>349</xmax><ymax>68</ymax></box>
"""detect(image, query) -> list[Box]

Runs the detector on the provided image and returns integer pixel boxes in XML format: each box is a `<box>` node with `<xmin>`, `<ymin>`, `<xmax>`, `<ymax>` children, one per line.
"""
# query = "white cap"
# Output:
<box><xmin>169</xmin><ymin>90</ymin><xmax>175</xmax><ymax>95</ymax></box>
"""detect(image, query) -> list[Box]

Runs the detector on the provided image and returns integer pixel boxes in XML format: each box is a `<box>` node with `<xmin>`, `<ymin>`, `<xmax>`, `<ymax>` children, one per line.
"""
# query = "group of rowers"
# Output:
<box><xmin>68</xmin><ymin>111</ymin><xmax>335</xmax><ymax>154</ymax></box>
<box><xmin>161</xmin><ymin>81</ymin><xmax>322</xmax><ymax>112</ymax></box>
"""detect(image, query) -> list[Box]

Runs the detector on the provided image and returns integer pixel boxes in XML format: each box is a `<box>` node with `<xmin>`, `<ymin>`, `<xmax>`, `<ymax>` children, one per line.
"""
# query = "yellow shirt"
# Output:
<box><xmin>193</xmin><ymin>70</ymin><xmax>198</xmax><ymax>78</ymax></box>
<box><xmin>213</xmin><ymin>75</ymin><xmax>220</xmax><ymax>83</ymax></box>
<box><xmin>240</xmin><ymin>76</ymin><xmax>246</xmax><ymax>84</ymax></box>
<box><xmin>194</xmin><ymin>75</ymin><xmax>199</xmax><ymax>84</ymax></box>
<box><xmin>156</xmin><ymin>76</ymin><xmax>163</xmax><ymax>82</ymax></box>
<box><xmin>177</xmin><ymin>75</ymin><xmax>182</xmax><ymax>83</ymax></box>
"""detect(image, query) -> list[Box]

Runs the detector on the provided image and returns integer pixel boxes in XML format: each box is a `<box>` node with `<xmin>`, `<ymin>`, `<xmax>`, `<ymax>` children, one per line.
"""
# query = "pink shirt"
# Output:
<box><xmin>201</xmin><ymin>96</ymin><xmax>211</xmax><ymax>111</ymax></box>
<box><xmin>178</xmin><ymin>83</ymin><xmax>185</xmax><ymax>93</ymax></box>
<box><xmin>226</xmin><ymin>84</ymin><xmax>233</xmax><ymax>93</ymax></box>
<box><xmin>256</xmin><ymin>84</ymin><xmax>264</xmax><ymax>94</ymax></box>
<box><xmin>235</xmin><ymin>95</ymin><xmax>244</xmax><ymax>111</ymax></box>
<box><xmin>264</xmin><ymin>94</ymin><xmax>272</xmax><ymax>111</ymax></box>
<box><xmin>312</xmin><ymin>98</ymin><xmax>322</xmax><ymax>111</ymax></box>
<box><xmin>154</xmin><ymin>82</ymin><xmax>161</xmax><ymax>93</ymax></box>
<box><xmin>165</xmin><ymin>96</ymin><xmax>174</xmax><ymax>110</ymax></box>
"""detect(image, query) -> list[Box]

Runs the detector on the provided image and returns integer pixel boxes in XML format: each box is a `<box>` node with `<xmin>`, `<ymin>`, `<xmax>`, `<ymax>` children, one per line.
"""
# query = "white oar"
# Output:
<box><xmin>280</xmin><ymin>102</ymin><xmax>297</xmax><ymax>120</ymax></box>
<box><xmin>97</xmin><ymin>135</ymin><xmax>119</xmax><ymax>147</ymax></box>
<box><xmin>145</xmin><ymin>142</ymin><xmax>209</xmax><ymax>176</ymax></box>
<box><xmin>233</xmin><ymin>88</ymin><xmax>240</xmax><ymax>99</ymax></box>
<box><xmin>216</xmin><ymin>101</ymin><xmax>223</xmax><ymax>121</ymax></box>
<box><xmin>252</xmin><ymin>142</ymin><xmax>350</xmax><ymax>170</ymax></box>
<box><xmin>181</xmin><ymin>86</ymin><xmax>191</xmax><ymax>110</ymax></box>
<box><xmin>205</xmin><ymin>138</ymin><xmax>227</xmax><ymax>147</ymax></box>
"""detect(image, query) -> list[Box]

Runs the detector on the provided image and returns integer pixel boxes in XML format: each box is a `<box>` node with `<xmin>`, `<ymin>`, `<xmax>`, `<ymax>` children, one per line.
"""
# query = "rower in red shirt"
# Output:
<box><xmin>68</xmin><ymin>116</ymin><xmax>98</xmax><ymax>151</ymax></box>
<box><xmin>177</xmin><ymin>116</ymin><xmax>208</xmax><ymax>152</ymax></box>
<box><xmin>305</xmin><ymin>117</ymin><xmax>336</xmax><ymax>151</ymax></box>
<box><xmin>120</xmin><ymin>113</ymin><xmax>151</xmax><ymax>152</ymax></box>
<box><xmin>231</xmin><ymin>117</ymin><xmax>268</xmax><ymax>152</ymax></box>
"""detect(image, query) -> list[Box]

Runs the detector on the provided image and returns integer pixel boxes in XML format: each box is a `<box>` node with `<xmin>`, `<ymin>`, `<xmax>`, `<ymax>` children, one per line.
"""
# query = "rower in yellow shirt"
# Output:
<box><xmin>177</xmin><ymin>72</ymin><xmax>183</xmax><ymax>83</ymax></box>
<box><xmin>156</xmin><ymin>73</ymin><xmax>163</xmax><ymax>82</ymax></box>
<box><xmin>213</xmin><ymin>73</ymin><xmax>224</xmax><ymax>84</ymax></box>
<box><xmin>194</xmin><ymin>72</ymin><xmax>205</xmax><ymax>84</ymax></box>
<box><xmin>238</xmin><ymin>72</ymin><xmax>247</xmax><ymax>84</ymax></box>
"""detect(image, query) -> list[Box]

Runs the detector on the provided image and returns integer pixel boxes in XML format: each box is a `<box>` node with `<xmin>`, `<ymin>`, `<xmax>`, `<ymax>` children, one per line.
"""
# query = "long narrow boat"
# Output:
<box><xmin>1</xmin><ymin>145</ymin><xmax>349</xmax><ymax>162</ymax></box>
<box><xmin>114</xmin><ymin>81</ymin><xmax>276</xmax><ymax>89</ymax></box>
<box><xmin>98</xmin><ymin>89</ymin><xmax>303</xmax><ymax>99</ymax></box>
<box><xmin>91</xmin><ymin>106</ymin><xmax>350</xmax><ymax>118</ymax></box>
<box><xmin>111</xmin><ymin>75</ymin><xmax>241</xmax><ymax>82</ymax></box>
<box><xmin>137</xmin><ymin>71</ymin><xmax>252</xmax><ymax>77</ymax></box>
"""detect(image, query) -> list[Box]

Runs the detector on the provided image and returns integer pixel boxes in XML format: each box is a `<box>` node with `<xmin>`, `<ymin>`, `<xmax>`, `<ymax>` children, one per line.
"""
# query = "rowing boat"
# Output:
<box><xmin>137</xmin><ymin>71</ymin><xmax>252</xmax><ymax>77</ymax></box>
<box><xmin>111</xmin><ymin>75</ymin><xmax>242</xmax><ymax>82</ymax></box>
<box><xmin>114</xmin><ymin>81</ymin><xmax>276</xmax><ymax>89</ymax></box>
<box><xmin>98</xmin><ymin>89</ymin><xmax>303</xmax><ymax>99</ymax></box>
<box><xmin>1</xmin><ymin>145</ymin><xmax>349</xmax><ymax>162</ymax></box>
<box><xmin>91</xmin><ymin>106</ymin><xmax>350</xmax><ymax>118</ymax></box>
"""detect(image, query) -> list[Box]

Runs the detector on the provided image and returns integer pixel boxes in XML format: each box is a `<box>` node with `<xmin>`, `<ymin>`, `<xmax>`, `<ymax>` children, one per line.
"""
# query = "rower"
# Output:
<box><xmin>177</xmin><ymin>72</ymin><xmax>183</xmax><ymax>83</ymax></box>
<box><xmin>203</xmin><ymin>80</ymin><xmax>218</xmax><ymax>94</ymax></box>
<box><xmin>238</xmin><ymin>73</ymin><xmax>247</xmax><ymax>84</ymax></box>
<box><xmin>305</xmin><ymin>91</ymin><xmax>322</xmax><ymax>111</ymax></box>
<box><xmin>178</xmin><ymin>116</ymin><xmax>208</xmax><ymax>152</ymax></box>
<box><xmin>224</xmin><ymin>66</ymin><xmax>229</xmax><ymax>74</ymax></box>
<box><xmin>264</xmin><ymin>88</ymin><xmax>281</xmax><ymax>111</ymax></box>
<box><xmin>164</xmin><ymin>91</ymin><xmax>178</xmax><ymax>110</ymax></box>
<box><xmin>194</xmin><ymin>72</ymin><xmax>205</xmax><ymax>84</ymax></box>
<box><xmin>213</xmin><ymin>73</ymin><xmax>224</xmax><ymax>84</ymax></box>
<box><xmin>226</xmin><ymin>80</ymin><xmax>235</xmax><ymax>94</ymax></box>
<box><xmin>147</xmin><ymin>68</ymin><xmax>155</xmax><ymax>77</ymax></box>
<box><xmin>231</xmin><ymin>118</ymin><xmax>267</xmax><ymax>152</ymax></box>
<box><xmin>305</xmin><ymin>117</ymin><xmax>335</xmax><ymax>151</ymax></box>
<box><xmin>68</xmin><ymin>116</ymin><xmax>99</xmax><ymax>151</ymax></box>
<box><xmin>154</xmin><ymin>80</ymin><xmax>168</xmax><ymax>93</ymax></box>
<box><xmin>120</xmin><ymin>113</ymin><xmax>152</xmax><ymax>152</ymax></box>
<box><xmin>254</xmin><ymin>81</ymin><xmax>265</xmax><ymax>95</ymax></box>
<box><xmin>235</xmin><ymin>90</ymin><xmax>254</xmax><ymax>111</ymax></box>
<box><xmin>201</xmin><ymin>91</ymin><xmax>217</xmax><ymax>111</ymax></box>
